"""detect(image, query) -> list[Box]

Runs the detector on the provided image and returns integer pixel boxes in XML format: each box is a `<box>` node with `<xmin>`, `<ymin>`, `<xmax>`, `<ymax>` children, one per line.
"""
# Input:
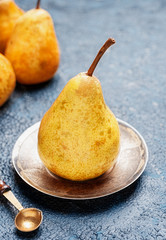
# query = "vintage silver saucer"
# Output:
<box><xmin>12</xmin><ymin>119</ymin><xmax>148</xmax><ymax>200</ymax></box>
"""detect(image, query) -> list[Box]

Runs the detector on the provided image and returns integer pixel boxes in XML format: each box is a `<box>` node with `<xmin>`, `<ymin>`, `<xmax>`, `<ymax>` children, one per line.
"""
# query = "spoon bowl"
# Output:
<box><xmin>15</xmin><ymin>208</ymin><xmax>43</xmax><ymax>232</ymax></box>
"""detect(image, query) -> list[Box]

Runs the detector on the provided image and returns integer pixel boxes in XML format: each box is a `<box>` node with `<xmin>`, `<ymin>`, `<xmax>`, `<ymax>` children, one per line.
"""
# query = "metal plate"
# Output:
<box><xmin>12</xmin><ymin>120</ymin><xmax>148</xmax><ymax>200</ymax></box>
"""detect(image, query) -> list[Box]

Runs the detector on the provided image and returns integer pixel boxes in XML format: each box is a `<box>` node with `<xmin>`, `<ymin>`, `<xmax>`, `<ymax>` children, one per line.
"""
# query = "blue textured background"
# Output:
<box><xmin>0</xmin><ymin>0</ymin><xmax>166</xmax><ymax>239</ymax></box>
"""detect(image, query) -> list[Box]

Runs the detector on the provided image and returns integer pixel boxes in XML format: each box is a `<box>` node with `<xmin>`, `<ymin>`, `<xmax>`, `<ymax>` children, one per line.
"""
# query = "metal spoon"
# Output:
<box><xmin>0</xmin><ymin>179</ymin><xmax>43</xmax><ymax>232</ymax></box>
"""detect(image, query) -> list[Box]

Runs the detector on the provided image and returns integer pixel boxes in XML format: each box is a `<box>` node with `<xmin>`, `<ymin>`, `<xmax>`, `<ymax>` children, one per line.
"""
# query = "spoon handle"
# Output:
<box><xmin>0</xmin><ymin>179</ymin><xmax>23</xmax><ymax>211</ymax></box>
<box><xmin>0</xmin><ymin>180</ymin><xmax>11</xmax><ymax>195</ymax></box>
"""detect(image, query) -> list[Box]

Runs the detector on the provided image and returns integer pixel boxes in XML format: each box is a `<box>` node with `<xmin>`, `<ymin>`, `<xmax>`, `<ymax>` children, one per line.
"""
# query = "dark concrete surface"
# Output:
<box><xmin>0</xmin><ymin>0</ymin><xmax>166</xmax><ymax>239</ymax></box>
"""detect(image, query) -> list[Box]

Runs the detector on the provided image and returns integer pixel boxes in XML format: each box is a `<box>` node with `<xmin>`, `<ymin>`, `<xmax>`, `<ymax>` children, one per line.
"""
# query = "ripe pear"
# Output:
<box><xmin>0</xmin><ymin>53</ymin><xmax>16</xmax><ymax>107</ymax></box>
<box><xmin>38</xmin><ymin>39</ymin><xmax>120</xmax><ymax>181</ymax></box>
<box><xmin>5</xmin><ymin>0</ymin><xmax>60</xmax><ymax>85</ymax></box>
<box><xmin>0</xmin><ymin>0</ymin><xmax>24</xmax><ymax>54</ymax></box>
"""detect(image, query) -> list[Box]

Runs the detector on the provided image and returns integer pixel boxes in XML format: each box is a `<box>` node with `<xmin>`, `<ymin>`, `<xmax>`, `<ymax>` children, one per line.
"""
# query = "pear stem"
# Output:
<box><xmin>87</xmin><ymin>38</ymin><xmax>115</xmax><ymax>77</ymax></box>
<box><xmin>36</xmin><ymin>0</ymin><xmax>41</xmax><ymax>9</ymax></box>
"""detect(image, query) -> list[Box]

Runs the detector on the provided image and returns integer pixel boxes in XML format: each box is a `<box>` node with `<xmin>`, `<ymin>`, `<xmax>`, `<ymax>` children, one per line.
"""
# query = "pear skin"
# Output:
<box><xmin>0</xmin><ymin>0</ymin><xmax>24</xmax><ymax>54</ymax></box>
<box><xmin>0</xmin><ymin>53</ymin><xmax>16</xmax><ymax>107</ymax></box>
<box><xmin>38</xmin><ymin>73</ymin><xmax>120</xmax><ymax>181</ymax></box>
<box><xmin>5</xmin><ymin>5</ymin><xmax>60</xmax><ymax>85</ymax></box>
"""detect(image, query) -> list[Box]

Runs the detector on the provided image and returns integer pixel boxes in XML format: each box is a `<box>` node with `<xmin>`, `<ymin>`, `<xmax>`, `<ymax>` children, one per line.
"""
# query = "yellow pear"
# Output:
<box><xmin>38</xmin><ymin>39</ymin><xmax>120</xmax><ymax>181</ymax></box>
<box><xmin>0</xmin><ymin>53</ymin><xmax>16</xmax><ymax>107</ymax></box>
<box><xmin>0</xmin><ymin>0</ymin><xmax>24</xmax><ymax>54</ymax></box>
<box><xmin>5</xmin><ymin>0</ymin><xmax>60</xmax><ymax>85</ymax></box>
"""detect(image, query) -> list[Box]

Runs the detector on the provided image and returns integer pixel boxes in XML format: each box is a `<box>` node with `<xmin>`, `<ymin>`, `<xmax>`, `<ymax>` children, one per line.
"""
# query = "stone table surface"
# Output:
<box><xmin>0</xmin><ymin>0</ymin><xmax>166</xmax><ymax>239</ymax></box>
